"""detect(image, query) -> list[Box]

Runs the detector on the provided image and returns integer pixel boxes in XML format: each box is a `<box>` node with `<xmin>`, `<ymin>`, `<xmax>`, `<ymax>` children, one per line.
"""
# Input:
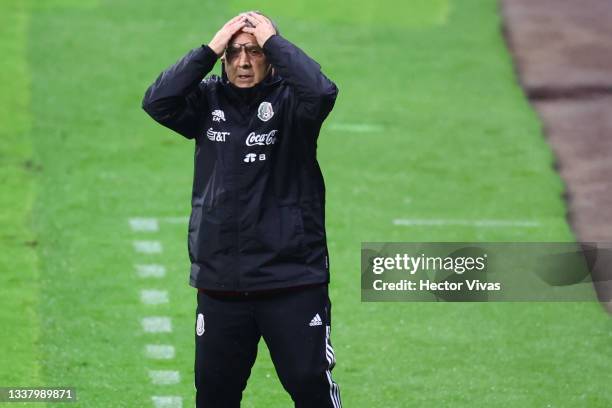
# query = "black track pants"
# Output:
<box><xmin>194</xmin><ymin>284</ymin><xmax>342</xmax><ymax>408</ymax></box>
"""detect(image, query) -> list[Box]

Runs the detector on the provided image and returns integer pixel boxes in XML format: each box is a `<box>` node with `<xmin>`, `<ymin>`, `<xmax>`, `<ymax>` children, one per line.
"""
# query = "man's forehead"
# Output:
<box><xmin>229</xmin><ymin>32</ymin><xmax>257</xmax><ymax>46</ymax></box>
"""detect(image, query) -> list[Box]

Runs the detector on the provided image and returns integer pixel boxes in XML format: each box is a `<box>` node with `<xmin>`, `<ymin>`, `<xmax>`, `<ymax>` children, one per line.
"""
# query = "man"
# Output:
<box><xmin>142</xmin><ymin>12</ymin><xmax>341</xmax><ymax>408</ymax></box>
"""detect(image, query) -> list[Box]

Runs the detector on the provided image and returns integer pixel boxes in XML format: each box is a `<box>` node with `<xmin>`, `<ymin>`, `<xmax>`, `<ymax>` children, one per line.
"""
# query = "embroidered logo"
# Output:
<box><xmin>206</xmin><ymin>128</ymin><xmax>230</xmax><ymax>142</ymax></box>
<box><xmin>257</xmin><ymin>101</ymin><xmax>274</xmax><ymax>122</ymax></box>
<box><xmin>212</xmin><ymin>109</ymin><xmax>226</xmax><ymax>122</ymax></box>
<box><xmin>196</xmin><ymin>313</ymin><xmax>205</xmax><ymax>336</ymax></box>
<box><xmin>245</xmin><ymin>129</ymin><xmax>278</xmax><ymax>146</ymax></box>
<box><xmin>243</xmin><ymin>153</ymin><xmax>267</xmax><ymax>163</ymax></box>
<box><xmin>244</xmin><ymin>153</ymin><xmax>256</xmax><ymax>163</ymax></box>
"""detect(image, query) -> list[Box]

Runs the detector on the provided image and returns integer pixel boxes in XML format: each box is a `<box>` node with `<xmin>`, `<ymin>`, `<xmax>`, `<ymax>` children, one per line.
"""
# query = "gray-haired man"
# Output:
<box><xmin>143</xmin><ymin>12</ymin><xmax>341</xmax><ymax>407</ymax></box>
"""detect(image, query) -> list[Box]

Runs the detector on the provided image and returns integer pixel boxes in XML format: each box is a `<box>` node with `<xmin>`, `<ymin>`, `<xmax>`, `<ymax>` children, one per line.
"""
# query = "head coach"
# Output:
<box><xmin>142</xmin><ymin>11</ymin><xmax>341</xmax><ymax>407</ymax></box>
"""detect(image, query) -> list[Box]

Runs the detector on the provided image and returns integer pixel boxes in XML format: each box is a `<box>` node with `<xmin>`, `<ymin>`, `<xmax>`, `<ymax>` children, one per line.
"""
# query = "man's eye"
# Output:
<box><xmin>225</xmin><ymin>45</ymin><xmax>263</xmax><ymax>59</ymax></box>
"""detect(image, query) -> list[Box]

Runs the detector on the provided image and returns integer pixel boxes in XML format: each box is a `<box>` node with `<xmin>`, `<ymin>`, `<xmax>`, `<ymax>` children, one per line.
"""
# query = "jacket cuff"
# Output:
<box><xmin>262</xmin><ymin>34</ymin><xmax>282</xmax><ymax>52</ymax></box>
<box><xmin>200</xmin><ymin>44</ymin><xmax>220</xmax><ymax>60</ymax></box>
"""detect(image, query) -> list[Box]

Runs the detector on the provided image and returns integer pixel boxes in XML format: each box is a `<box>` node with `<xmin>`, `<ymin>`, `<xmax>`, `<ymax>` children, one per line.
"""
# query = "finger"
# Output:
<box><xmin>227</xmin><ymin>18</ymin><xmax>246</xmax><ymax>31</ymax></box>
<box><xmin>241</xmin><ymin>17</ymin><xmax>256</xmax><ymax>28</ymax></box>
<box><xmin>225</xmin><ymin>15</ymin><xmax>246</xmax><ymax>28</ymax></box>
<box><xmin>246</xmin><ymin>12</ymin><xmax>263</xmax><ymax>25</ymax></box>
<box><xmin>227</xmin><ymin>14</ymin><xmax>245</xmax><ymax>24</ymax></box>
<box><xmin>248</xmin><ymin>12</ymin><xmax>273</xmax><ymax>30</ymax></box>
<box><xmin>241</xmin><ymin>26</ymin><xmax>256</xmax><ymax>34</ymax></box>
<box><xmin>229</xmin><ymin>15</ymin><xmax>247</xmax><ymax>26</ymax></box>
<box><xmin>238</xmin><ymin>12</ymin><xmax>254</xmax><ymax>24</ymax></box>
<box><xmin>229</xmin><ymin>21</ymin><xmax>247</xmax><ymax>34</ymax></box>
<box><xmin>229</xmin><ymin>18</ymin><xmax>247</xmax><ymax>27</ymax></box>
<box><xmin>223</xmin><ymin>18</ymin><xmax>240</xmax><ymax>28</ymax></box>
<box><xmin>248</xmin><ymin>11</ymin><xmax>270</xmax><ymax>25</ymax></box>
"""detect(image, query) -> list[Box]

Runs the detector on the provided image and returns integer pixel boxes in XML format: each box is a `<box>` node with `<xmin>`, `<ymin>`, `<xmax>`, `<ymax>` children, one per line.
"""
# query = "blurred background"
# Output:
<box><xmin>1</xmin><ymin>0</ymin><xmax>611</xmax><ymax>406</ymax></box>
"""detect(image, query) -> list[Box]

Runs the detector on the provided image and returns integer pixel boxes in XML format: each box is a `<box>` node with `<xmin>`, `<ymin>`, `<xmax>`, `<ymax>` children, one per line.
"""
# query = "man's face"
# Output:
<box><xmin>224</xmin><ymin>32</ymin><xmax>270</xmax><ymax>88</ymax></box>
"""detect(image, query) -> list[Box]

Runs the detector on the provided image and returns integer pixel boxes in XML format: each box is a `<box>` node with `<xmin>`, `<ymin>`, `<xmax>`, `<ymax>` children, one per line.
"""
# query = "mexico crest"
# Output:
<box><xmin>257</xmin><ymin>101</ymin><xmax>274</xmax><ymax>122</ymax></box>
<box><xmin>196</xmin><ymin>313</ymin><xmax>205</xmax><ymax>336</ymax></box>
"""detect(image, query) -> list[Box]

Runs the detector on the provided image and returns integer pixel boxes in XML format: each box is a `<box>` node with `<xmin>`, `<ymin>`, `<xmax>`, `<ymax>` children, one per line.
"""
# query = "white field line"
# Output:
<box><xmin>145</xmin><ymin>344</ymin><xmax>175</xmax><ymax>360</ymax></box>
<box><xmin>149</xmin><ymin>370</ymin><xmax>180</xmax><ymax>385</ymax></box>
<box><xmin>142</xmin><ymin>317</ymin><xmax>172</xmax><ymax>333</ymax></box>
<box><xmin>152</xmin><ymin>396</ymin><xmax>182</xmax><ymax>408</ymax></box>
<box><xmin>135</xmin><ymin>264</ymin><xmax>166</xmax><ymax>278</ymax></box>
<box><xmin>141</xmin><ymin>290</ymin><xmax>169</xmax><ymax>305</ymax></box>
<box><xmin>129</xmin><ymin>217</ymin><xmax>159</xmax><ymax>232</ymax></box>
<box><xmin>392</xmin><ymin>218</ymin><xmax>541</xmax><ymax>228</ymax></box>
<box><xmin>133</xmin><ymin>240</ymin><xmax>163</xmax><ymax>254</ymax></box>
<box><xmin>128</xmin><ymin>218</ymin><xmax>180</xmax><ymax>404</ymax></box>
<box><xmin>328</xmin><ymin>123</ymin><xmax>383</xmax><ymax>133</ymax></box>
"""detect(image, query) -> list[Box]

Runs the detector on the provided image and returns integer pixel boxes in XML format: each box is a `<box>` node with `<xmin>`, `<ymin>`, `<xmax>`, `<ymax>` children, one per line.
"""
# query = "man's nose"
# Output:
<box><xmin>238</xmin><ymin>49</ymin><xmax>251</xmax><ymax>67</ymax></box>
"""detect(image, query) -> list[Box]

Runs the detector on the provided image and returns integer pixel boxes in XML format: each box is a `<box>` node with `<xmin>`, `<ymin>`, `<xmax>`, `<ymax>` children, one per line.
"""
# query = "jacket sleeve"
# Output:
<box><xmin>262</xmin><ymin>35</ymin><xmax>338</xmax><ymax>121</ymax></box>
<box><xmin>142</xmin><ymin>45</ymin><xmax>218</xmax><ymax>139</ymax></box>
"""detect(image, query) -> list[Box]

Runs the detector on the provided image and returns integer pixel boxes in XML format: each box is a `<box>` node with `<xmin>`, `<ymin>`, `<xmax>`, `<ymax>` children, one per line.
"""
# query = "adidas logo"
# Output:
<box><xmin>309</xmin><ymin>313</ymin><xmax>323</xmax><ymax>327</ymax></box>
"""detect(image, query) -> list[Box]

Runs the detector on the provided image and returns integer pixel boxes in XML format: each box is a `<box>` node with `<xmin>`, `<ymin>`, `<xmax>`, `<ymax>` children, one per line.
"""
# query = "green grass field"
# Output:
<box><xmin>2</xmin><ymin>0</ymin><xmax>612</xmax><ymax>406</ymax></box>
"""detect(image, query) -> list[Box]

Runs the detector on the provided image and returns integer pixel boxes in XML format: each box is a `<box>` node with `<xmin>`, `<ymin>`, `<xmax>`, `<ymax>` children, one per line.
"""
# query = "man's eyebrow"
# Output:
<box><xmin>228</xmin><ymin>42</ymin><xmax>259</xmax><ymax>47</ymax></box>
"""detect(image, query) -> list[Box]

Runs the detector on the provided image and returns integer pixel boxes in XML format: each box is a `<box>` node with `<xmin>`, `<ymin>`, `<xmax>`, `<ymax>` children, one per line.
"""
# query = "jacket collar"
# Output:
<box><xmin>220</xmin><ymin>63</ymin><xmax>282</xmax><ymax>107</ymax></box>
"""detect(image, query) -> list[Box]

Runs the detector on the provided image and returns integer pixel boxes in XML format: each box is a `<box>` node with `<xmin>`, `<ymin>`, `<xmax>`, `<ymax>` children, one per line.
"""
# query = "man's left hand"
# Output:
<box><xmin>241</xmin><ymin>12</ymin><xmax>277</xmax><ymax>47</ymax></box>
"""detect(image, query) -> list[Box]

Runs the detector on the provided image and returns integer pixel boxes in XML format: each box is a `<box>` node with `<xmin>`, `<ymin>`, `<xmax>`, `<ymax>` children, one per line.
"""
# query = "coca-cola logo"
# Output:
<box><xmin>245</xmin><ymin>129</ymin><xmax>278</xmax><ymax>146</ymax></box>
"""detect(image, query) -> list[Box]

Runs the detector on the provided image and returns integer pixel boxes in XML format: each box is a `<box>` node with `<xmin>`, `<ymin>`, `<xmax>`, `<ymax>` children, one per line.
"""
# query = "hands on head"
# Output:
<box><xmin>209</xmin><ymin>12</ymin><xmax>276</xmax><ymax>57</ymax></box>
<box><xmin>240</xmin><ymin>12</ymin><xmax>276</xmax><ymax>47</ymax></box>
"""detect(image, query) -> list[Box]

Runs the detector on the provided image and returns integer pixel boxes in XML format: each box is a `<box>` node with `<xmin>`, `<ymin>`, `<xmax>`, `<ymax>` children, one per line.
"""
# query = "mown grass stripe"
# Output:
<box><xmin>0</xmin><ymin>0</ymin><xmax>43</xmax><ymax>395</ymax></box>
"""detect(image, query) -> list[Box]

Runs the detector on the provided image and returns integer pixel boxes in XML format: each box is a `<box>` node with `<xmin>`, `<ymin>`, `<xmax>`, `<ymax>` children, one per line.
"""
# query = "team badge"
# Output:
<box><xmin>196</xmin><ymin>313</ymin><xmax>205</xmax><ymax>336</ymax></box>
<box><xmin>257</xmin><ymin>102</ymin><xmax>274</xmax><ymax>122</ymax></box>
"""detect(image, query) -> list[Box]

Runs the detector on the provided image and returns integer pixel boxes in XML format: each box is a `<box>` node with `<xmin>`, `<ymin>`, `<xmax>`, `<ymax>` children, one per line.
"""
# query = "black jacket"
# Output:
<box><xmin>142</xmin><ymin>35</ymin><xmax>338</xmax><ymax>291</ymax></box>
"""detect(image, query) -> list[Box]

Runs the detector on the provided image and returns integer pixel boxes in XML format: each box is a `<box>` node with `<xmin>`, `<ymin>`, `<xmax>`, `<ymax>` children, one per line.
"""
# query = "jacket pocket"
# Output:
<box><xmin>189</xmin><ymin>204</ymin><xmax>227</xmax><ymax>263</ymax></box>
<box><xmin>284</xmin><ymin>206</ymin><xmax>305</xmax><ymax>254</ymax></box>
<box><xmin>256</xmin><ymin>205</ymin><xmax>306</xmax><ymax>257</ymax></box>
<box><xmin>187</xmin><ymin>204</ymin><xmax>202</xmax><ymax>262</ymax></box>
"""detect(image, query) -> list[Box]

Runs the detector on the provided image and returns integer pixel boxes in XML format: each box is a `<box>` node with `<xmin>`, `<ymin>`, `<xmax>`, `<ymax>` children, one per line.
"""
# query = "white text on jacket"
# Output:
<box><xmin>246</xmin><ymin>130</ymin><xmax>278</xmax><ymax>146</ymax></box>
<box><xmin>207</xmin><ymin>128</ymin><xmax>230</xmax><ymax>142</ymax></box>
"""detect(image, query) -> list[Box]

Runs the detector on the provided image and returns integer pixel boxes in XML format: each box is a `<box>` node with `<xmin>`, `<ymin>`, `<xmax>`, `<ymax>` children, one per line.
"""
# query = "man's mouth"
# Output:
<box><xmin>237</xmin><ymin>74</ymin><xmax>253</xmax><ymax>80</ymax></box>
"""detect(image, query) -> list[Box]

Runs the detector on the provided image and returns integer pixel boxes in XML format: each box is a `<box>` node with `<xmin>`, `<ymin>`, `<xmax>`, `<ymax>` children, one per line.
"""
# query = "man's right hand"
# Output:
<box><xmin>208</xmin><ymin>15</ymin><xmax>248</xmax><ymax>57</ymax></box>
